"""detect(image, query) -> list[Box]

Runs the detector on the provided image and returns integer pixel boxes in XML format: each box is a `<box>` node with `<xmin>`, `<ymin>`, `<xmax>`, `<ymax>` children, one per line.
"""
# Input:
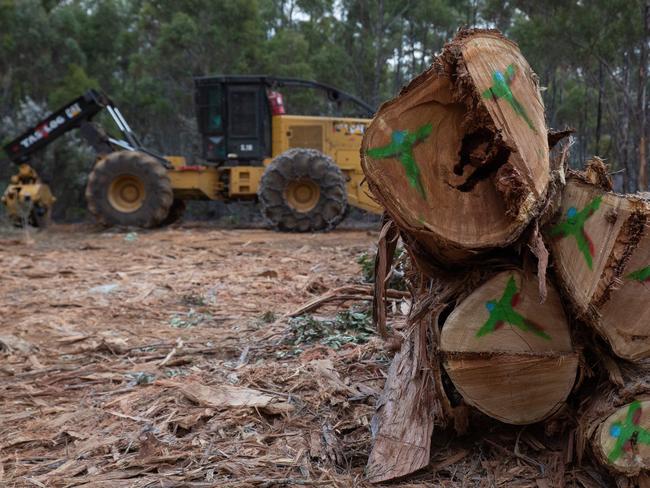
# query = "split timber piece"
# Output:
<box><xmin>441</xmin><ymin>270</ymin><xmax>578</xmax><ymax>424</ymax></box>
<box><xmin>361</xmin><ymin>29</ymin><xmax>551</xmax><ymax>264</ymax></box>
<box><xmin>547</xmin><ymin>173</ymin><xmax>650</xmax><ymax>361</ymax></box>
<box><xmin>365</xmin><ymin>267</ymin><xmax>478</xmax><ymax>484</ymax></box>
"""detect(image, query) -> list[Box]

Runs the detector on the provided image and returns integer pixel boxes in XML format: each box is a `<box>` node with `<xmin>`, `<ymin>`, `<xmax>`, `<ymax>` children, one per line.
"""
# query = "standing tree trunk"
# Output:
<box><xmin>371</xmin><ymin>0</ymin><xmax>385</xmax><ymax>109</ymax></box>
<box><xmin>621</xmin><ymin>50</ymin><xmax>632</xmax><ymax>193</ymax></box>
<box><xmin>638</xmin><ymin>0</ymin><xmax>649</xmax><ymax>191</ymax></box>
<box><xmin>596</xmin><ymin>61</ymin><xmax>604</xmax><ymax>155</ymax></box>
<box><xmin>393</xmin><ymin>20</ymin><xmax>404</xmax><ymax>95</ymax></box>
<box><xmin>362</xmin><ymin>29</ymin><xmax>551</xmax><ymax>264</ymax></box>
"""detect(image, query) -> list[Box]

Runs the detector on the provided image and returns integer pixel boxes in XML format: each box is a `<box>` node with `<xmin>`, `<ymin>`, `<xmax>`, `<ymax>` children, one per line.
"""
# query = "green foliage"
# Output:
<box><xmin>260</xmin><ymin>311</ymin><xmax>277</xmax><ymax>323</ymax></box>
<box><xmin>357</xmin><ymin>251</ymin><xmax>375</xmax><ymax>283</ymax></box>
<box><xmin>286</xmin><ymin>308</ymin><xmax>374</xmax><ymax>350</ymax></box>
<box><xmin>357</xmin><ymin>247</ymin><xmax>407</xmax><ymax>290</ymax></box>
<box><xmin>169</xmin><ymin>309</ymin><xmax>212</xmax><ymax>328</ymax></box>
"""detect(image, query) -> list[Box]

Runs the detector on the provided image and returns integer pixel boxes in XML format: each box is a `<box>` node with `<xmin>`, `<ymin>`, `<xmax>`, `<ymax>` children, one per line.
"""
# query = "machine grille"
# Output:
<box><xmin>289</xmin><ymin>125</ymin><xmax>323</xmax><ymax>152</ymax></box>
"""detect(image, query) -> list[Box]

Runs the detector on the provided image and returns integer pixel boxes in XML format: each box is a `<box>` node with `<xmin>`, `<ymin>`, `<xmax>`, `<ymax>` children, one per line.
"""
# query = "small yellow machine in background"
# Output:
<box><xmin>1</xmin><ymin>164</ymin><xmax>55</xmax><ymax>227</ymax></box>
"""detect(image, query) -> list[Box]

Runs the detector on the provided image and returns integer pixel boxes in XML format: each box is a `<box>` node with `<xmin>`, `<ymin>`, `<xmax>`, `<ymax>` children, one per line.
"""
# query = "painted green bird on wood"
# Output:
<box><xmin>476</xmin><ymin>276</ymin><xmax>551</xmax><ymax>340</ymax></box>
<box><xmin>366</xmin><ymin>123</ymin><xmax>432</xmax><ymax>199</ymax></box>
<box><xmin>482</xmin><ymin>64</ymin><xmax>536</xmax><ymax>132</ymax></box>
<box><xmin>550</xmin><ymin>196</ymin><xmax>602</xmax><ymax>270</ymax></box>
<box><xmin>627</xmin><ymin>265</ymin><xmax>650</xmax><ymax>283</ymax></box>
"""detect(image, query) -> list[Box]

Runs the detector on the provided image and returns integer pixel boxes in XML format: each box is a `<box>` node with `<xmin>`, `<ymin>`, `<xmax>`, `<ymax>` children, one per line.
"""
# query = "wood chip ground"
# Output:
<box><xmin>0</xmin><ymin>223</ymin><xmax>633</xmax><ymax>487</ymax></box>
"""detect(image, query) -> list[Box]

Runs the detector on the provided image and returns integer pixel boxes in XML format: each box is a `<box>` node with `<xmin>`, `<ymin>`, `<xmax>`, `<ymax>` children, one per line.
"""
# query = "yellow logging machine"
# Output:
<box><xmin>1</xmin><ymin>77</ymin><xmax>381</xmax><ymax>230</ymax></box>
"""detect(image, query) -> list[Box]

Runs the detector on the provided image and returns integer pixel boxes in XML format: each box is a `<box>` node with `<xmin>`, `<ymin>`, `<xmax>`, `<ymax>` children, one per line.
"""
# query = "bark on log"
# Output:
<box><xmin>547</xmin><ymin>174</ymin><xmax>650</xmax><ymax>361</ymax></box>
<box><xmin>366</xmin><ymin>263</ymin><xmax>479</xmax><ymax>483</ymax></box>
<box><xmin>365</xmin><ymin>326</ymin><xmax>441</xmax><ymax>483</ymax></box>
<box><xmin>361</xmin><ymin>29</ymin><xmax>550</xmax><ymax>263</ymax></box>
<box><xmin>440</xmin><ymin>270</ymin><xmax>578</xmax><ymax>424</ymax></box>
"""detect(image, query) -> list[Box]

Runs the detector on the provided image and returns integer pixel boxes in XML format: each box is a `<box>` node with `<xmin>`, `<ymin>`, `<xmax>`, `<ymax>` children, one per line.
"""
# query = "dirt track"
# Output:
<box><xmin>0</xmin><ymin>224</ymin><xmax>615</xmax><ymax>487</ymax></box>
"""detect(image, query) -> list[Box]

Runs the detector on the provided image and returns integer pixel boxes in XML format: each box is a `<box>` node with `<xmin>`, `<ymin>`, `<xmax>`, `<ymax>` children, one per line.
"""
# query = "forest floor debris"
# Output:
<box><xmin>0</xmin><ymin>223</ymin><xmax>636</xmax><ymax>487</ymax></box>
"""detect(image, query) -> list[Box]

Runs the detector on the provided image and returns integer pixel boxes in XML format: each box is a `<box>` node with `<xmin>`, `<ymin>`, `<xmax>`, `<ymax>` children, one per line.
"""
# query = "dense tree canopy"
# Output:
<box><xmin>0</xmin><ymin>0</ymin><xmax>648</xmax><ymax>218</ymax></box>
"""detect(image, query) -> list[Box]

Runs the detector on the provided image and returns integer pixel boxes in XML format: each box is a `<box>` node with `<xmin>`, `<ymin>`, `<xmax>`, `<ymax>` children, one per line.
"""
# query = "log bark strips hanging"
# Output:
<box><xmin>361</xmin><ymin>29</ymin><xmax>550</xmax><ymax>263</ymax></box>
<box><xmin>365</xmin><ymin>326</ymin><xmax>441</xmax><ymax>483</ymax></box>
<box><xmin>440</xmin><ymin>270</ymin><xmax>578</xmax><ymax>424</ymax></box>
<box><xmin>547</xmin><ymin>174</ymin><xmax>650</xmax><ymax>361</ymax></box>
<box><xmin>366</xmin><ymin>259</ymin><xmax>480</xmax><ymax>483</ymax></box>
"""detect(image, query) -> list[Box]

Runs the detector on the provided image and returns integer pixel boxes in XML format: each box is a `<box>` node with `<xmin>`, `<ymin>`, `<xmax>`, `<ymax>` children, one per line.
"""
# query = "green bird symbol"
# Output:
<box><xmin>482</xmin><ymin>64</ymin><xmax>536</xmax><ymax>132</ymax></box>
<box><xmin>550</xmin><ymin>196</ymin><xmax>602</xmax><ymax>270</ymax></box>
<box><xmin>627</xmin><ymin>265</ymin><xmax>650</xmax><ymax>284</ymax></box>
<box><xmin>366</xmin><ymin>123</ymin><xmax>432</xmax><ymax>199</ymax></box>
<box><xmin>607</xmin><ymin>400</ymin><xmax>650</xmax><ymax>463</ymax></box>
<box><xmin>476</xmin><ymin>276</ymin><xmax>551</xmax><ymax>340</ymax></box>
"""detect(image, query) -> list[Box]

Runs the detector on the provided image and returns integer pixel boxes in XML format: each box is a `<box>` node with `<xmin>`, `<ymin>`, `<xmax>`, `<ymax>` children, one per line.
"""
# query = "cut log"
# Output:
<box><xmin>440</xmin><ymin>270</ymin><xmax>578</xmax><ymax>424</ymax></box>
<box><xmin>578</xmin><ymin>359</ymin><xmax>650</xmax><ymax>476</ymax></box>
<box><xmin>547</xmin><ymin>174</ymin><xmax>650</xmax><ymax>360</ymax></box>
<box><xmin>593</xmin><ymin>399</ymin><xmax>650</xmax><ymax>476</ymax></box>
<box><xmin>361</xmin><ymin>29</ymin><xmax>550</xmax><ymax>263</ymax></box>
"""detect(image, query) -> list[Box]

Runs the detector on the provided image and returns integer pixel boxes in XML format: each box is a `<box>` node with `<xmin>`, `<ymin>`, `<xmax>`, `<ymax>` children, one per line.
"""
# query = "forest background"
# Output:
<box><xmin>0</xmin><ymin>0</ymin><xmax>648</xmax><ymax>220</ymax></box>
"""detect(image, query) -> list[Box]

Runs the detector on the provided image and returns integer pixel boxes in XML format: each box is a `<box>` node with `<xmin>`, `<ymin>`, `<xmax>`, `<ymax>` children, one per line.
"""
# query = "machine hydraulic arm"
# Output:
<box><xmin>1</xmin><ymin>90</ymin><xmax>169</xmax><ymax>226</ymax></box>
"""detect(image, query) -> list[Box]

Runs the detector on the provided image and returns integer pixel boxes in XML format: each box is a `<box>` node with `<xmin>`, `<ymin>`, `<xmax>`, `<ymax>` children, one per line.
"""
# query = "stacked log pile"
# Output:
<box><xmin>361</xmin><ymin>28</ymin><xmax>650</xmax><ymax>484</ymax></box>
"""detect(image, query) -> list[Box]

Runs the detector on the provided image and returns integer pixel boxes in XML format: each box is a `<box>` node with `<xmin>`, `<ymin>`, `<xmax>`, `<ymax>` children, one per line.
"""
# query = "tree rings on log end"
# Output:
<box><xmin>361</xmin><ymin>29</ymin><xmax>550</xmax><ymax>263</ymax></box>
<box><xmin>441</xmin><ymin>271</ymin><xmax>577</xmax><ymax>425</ymax></box>
<box><xmin>547</xmin><ymin>178</ymin><xmax>650</xmax><ymax>361</ymax></box>
<box><xmin>594</xmin><ymin>399</ymin><xmax>650</xmax><ymax>476</ymax></box>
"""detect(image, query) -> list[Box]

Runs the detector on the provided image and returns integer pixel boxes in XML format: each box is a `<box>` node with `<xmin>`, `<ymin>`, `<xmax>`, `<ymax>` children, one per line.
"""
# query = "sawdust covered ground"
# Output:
<box><xmin>0</xmin><ymin>223</ymin><xmax>610</xmax><ymax>487</ymax></box>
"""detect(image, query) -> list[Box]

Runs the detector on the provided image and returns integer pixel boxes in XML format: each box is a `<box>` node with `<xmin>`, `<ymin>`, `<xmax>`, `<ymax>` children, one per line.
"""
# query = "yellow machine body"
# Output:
<box><xmin>270</xmin><ymin>115</ymin><xmax>379</xmax><ymax>214</ymax></box>
<box><xmin>2</xmin><ymin>164</ymin><xmax>55</xmax><ymax>226</ymax></box>
<box><xmin>165</xmin><ymin>114</ymin><xmax>381</xmax><ymax>214</ymax></box>
<box><xmin>1</xmin><ymin>81</ymin><xmax>381</xmax><ymax>228</ymax></box>
<box><xmin>1</xmin><ymin>113</ymin><xmax>379</xmax><ymax>227</ymax></box>
<box><xmin>166</xmin><ymin>157</ymin><xmax>265</xmax><ymax>201</ymax></box>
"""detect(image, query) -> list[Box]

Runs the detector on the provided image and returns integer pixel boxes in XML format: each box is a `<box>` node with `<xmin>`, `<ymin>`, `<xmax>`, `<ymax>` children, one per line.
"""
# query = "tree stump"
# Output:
<box><xmin>440</xmin><ymin>271</ymin><xmax>578</xmax><ymax>424</ymax></box>
<box><xmin>547</xmin><ymin>176</ymin><xmax>650</xmax><ymax>360</ymax></box>
<box><xmin>361</xmin><ymin>29</ymin><xmax>550</xmax><ymax>263</ymax></box>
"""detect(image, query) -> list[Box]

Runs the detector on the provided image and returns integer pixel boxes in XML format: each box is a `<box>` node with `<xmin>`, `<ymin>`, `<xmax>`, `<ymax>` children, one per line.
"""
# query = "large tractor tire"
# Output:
<box><xmin>258</xmin><ymin>148</ymin><xmax>348</xmax><ymax>232</ymax></box>
<box><xmin>85</xmin><ymin>151</ymin><xmax>173</xmax><ymax>228</ymax></box>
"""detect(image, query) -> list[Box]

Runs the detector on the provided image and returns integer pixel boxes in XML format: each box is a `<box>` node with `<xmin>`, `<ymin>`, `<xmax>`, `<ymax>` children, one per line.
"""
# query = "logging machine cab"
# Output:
<box><xmin>194</xmin><ymin>76</ymin><xmax>373</xmax><ymax>164</ymax></box>
<box><xmin>1</xmin><ymin>76</ymin><xmax>381</xmax><ymax>230</ymax></box>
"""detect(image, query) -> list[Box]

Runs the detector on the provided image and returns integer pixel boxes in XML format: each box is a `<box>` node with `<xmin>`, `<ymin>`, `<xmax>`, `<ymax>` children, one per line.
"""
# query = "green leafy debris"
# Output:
<box><xmin>169</xmin><ymin>309</ymin><xmax>212</xmax><ymax>328</ymax></box>
<box><xmin>285</xmin><ymin>308</ymin><xmax>374</xmax><ymax>350</ymax></box>
<box><xmin>356</xmin><ymin>247</ymin><xmax>407</xmax><ymax>290</ymax></box>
